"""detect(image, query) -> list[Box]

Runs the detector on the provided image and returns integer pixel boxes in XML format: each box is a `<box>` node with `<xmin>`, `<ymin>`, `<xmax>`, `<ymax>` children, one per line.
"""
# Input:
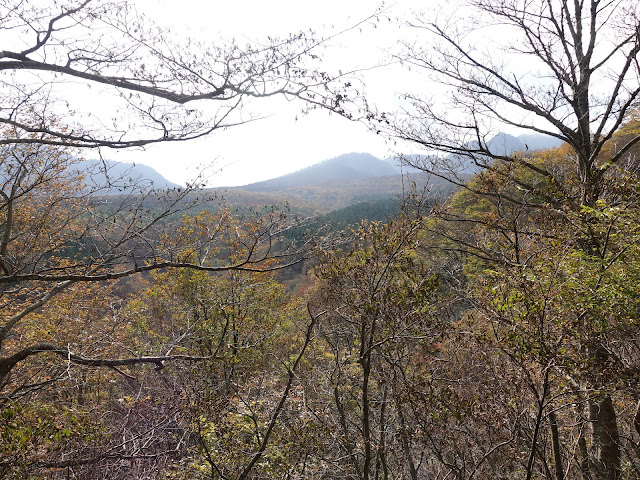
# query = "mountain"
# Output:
<box><xmin>226</xmin><ymin>171</ymin><xmax>458</xmax><ymax>214</ymax></box>
<box><xmin>224</xmin><ymin>134</ymin><xmax>564</xmax><ymax>213</ymax></box>
<box><xmin>241</xmin><ymin>133</ymin><xmax>561</xmax><ymax>194</ymax></box>
<box><xmin>487</xmin><ymin>133</ymin><xmax>527</xmax><ymax>155</ymax></box>
<box><xmin>489</xmin><ymin>132</ymin><xmax>563</xmax><ymax>155</ymax></box>
<box><xmin>242</xmin><ymin>153</ymin><xmax>398</xmax><ymax>192</ymax></box>
<box><xmin>381</xmin><ymin>133</ymin><xmax>562</xmax><ymax>174</ymax></box>
<box><xmin>444</xmin><ymin>132</ymin><xmax>564</xmax><ymax>174</ymax></box>
<box><xmin>74</xmin><ymin>159</ymin><xmax>181</xmax><ymax>192</ymax></box>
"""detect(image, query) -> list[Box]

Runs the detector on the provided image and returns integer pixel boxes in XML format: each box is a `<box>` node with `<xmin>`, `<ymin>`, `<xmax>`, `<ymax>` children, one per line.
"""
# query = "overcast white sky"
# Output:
<box><xmin>109</xmin><ymin>0</ymin><xmax>438</xmax><ymax>187</ymax></box>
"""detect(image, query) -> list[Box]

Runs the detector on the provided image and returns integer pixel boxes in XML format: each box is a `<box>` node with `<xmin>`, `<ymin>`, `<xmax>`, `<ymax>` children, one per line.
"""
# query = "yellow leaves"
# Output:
<box><xmin>0</xmin><ymin>132</ymin><xmax>91</xmax><ymax>280</ymax></box>
<box><xmin>617</xmin><ymin>109</ymin><xmax>640</xmax><ymax>136</ymax></box>
<box><xmin>159</xmin><ymin>208</ymin><xmax>286</xmax><ymax>269</ymax></box>
<box><xmin>3</xmin><ymin>282</ymin><xmax>119</xmax><ymax>360</ymax></box>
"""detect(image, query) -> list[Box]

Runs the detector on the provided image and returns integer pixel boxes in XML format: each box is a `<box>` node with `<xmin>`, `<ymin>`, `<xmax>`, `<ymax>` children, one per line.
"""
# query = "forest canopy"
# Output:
<box><xmin>1</xmin><ymin>0</ymin><xmax>640</xmax><ymax>479</ymax></box>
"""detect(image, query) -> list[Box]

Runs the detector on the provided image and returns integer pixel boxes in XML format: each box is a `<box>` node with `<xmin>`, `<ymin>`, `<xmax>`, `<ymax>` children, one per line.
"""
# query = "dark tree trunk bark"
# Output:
<box><xmin>549</xmin><ymin>410</ymin><xmax>565</xmax><ymax>480</ymax></box>
<box><xmin>589</xmin><ymin>395</ymin><xmax>620</xmax><ymax>480</ymax></box>
<box><xmin>395</xmin><ymin>395</ymin><xmax>418</xmax><ymax>480</ymax></box>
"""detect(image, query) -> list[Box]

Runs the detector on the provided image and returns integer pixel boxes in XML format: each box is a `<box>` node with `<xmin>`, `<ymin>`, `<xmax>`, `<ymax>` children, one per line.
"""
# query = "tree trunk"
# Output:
<box><xmin>549</xmin><ymin>410</ymin><xmax>565</xmax><ymax>480</ymax></box>
<box><xmin>589</xmin><ymin>395</ymin><xmax>620</xmax><ymax>480</ymax></box>
<box><xmin>361</xmin><ymin>356</ymin><xmax>372</xmax><ymax>480</ymax></box>
<box><xmin>394</xmin><ymin>394</ymin><xmax>418</xmax><ymax>480</ymax></box>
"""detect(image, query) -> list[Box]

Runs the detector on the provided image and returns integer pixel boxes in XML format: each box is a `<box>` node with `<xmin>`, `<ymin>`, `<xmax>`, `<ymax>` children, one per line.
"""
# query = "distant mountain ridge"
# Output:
<box><xmin>74</xmin><ymin>159</ymin><xmax>181</xmax><ymax>193</ymax></box>
<box><xmin>242</xmin><ymin>153</ymin><xmax>397</xmax><ymax>192</ymax></box>
<box><xmin>222</xmin><ymin>171</ymin><xmax>451</xmax><ymax>214</ymax></box>
<box><xmin>487</xmin><ymin>132</ymin><xmax>563</xmax><ymax>155</ymax></box>
<box><xmin>241</xmin><ymin>133</ymin><xmax>562</xmax><ymax>192</ymax></box>
<box><xmin>383</xmin><ymin>133</ymin><xmax>564</xmax><ymax>173</ymax></box>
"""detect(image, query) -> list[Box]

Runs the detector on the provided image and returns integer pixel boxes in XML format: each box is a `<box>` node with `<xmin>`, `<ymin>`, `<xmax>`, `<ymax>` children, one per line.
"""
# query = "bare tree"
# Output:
<box><xmin>392</xmin><ymin>0</ymin><xmax>640</xmax><ymax>205</ymax></box>
<box><xmin>0</xmin><ymin>0</ymin><xmax>354</xmax><ymax>149</ymax></box>
<box><xmin>312</xmin><ymin>214</ymin><xmax>443</xmax><ymax>479</ymax></box>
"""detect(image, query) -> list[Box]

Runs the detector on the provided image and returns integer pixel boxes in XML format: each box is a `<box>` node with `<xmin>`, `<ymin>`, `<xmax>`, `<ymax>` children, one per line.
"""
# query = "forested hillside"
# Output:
<box><xmin>1</xmin><ymin>1</ymin><xmax>640</xmax><ymax>480</ymax></box>
<box><xmin>224</xmin><ymin>163</ymin><xmax>459</xmax><ymax>213</ymax></box>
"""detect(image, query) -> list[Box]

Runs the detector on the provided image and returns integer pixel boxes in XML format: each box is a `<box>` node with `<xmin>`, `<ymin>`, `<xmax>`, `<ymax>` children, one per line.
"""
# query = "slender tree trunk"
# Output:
<box><xmin>375</xmin><ymin>384</ymin><xmax>389</xmax><ymax>480</ymax></box>
<box><xmin>334</xmin><ymin>385</ymin><xmax>362</xmax><ymax>479</ymax></box>
<box><xmin>549</xmin><ymin>410</ymin><xmax>565</xmax><ymax>480</ymax></box>
<box><xmin>395</xmin><ymin>394</ymin><xmax>418</xmax><ymax>480</ymax></box>
<box><xmin>361</xmin><ymin>356</ymin><xmax>372</xmax><ymax>480</ymax></box>
<box><xmin>526</xmin><ymin>369</ymin><xmax>549</xmax><ymax>480</ymax></box>
<box><xmin>360</xmin><ymin>311</ymin><xmax>377</xmax><ymax>480</ymax></box>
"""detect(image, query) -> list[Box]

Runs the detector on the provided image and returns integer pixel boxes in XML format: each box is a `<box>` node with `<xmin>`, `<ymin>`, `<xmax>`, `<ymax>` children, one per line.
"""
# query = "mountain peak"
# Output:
<box><xmin>488</xmin><ymin>132</ymin><xmax>563</xmax><ymax>155</ymax></box>
<box><xmin>74</xmin><ymin>159</ymin><xmax>181</xmax><ymax>193</ymax></box>
<box><xmin>241</xmin><ymin>153</ymin><xmax>397</xmax><ymax>192</ymax></box>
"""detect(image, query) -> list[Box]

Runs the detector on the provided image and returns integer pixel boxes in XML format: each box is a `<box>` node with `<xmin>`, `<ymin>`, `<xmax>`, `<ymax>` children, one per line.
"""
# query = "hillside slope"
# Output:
<box><xmin>221</xmin><ymin>171</ymin><xmax>459</xmax><ymax>214</ymax></box>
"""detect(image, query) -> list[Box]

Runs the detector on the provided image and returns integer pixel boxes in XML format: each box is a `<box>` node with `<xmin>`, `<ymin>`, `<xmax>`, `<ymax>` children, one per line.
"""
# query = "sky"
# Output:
<box><xmin>15</xmin><ymin>0</ymin><xmax>629</xmax><ymax>188</ymax></box>
<box><xmin>109</xmin><ymin>0</ymin><xmax>435</xmax><ymax>187</ymax></box>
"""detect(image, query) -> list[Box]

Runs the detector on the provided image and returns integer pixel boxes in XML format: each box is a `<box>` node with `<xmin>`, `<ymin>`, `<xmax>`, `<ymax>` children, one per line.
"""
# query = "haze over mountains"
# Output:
<box><xmin>239</xmin><ymin>132</ymin><xmax>562</xmax><ymax>193</ymax></box>
<box><xmin>241</xmin><ymin>153</ymin><xmax>399</xmax><ymax>192</ymax></box>
<box><xmin>87</xmin><ymin>132</ymin><xmax>562</xmax><ymax>212</ymax></box>
<box><xmin>76</xmin><ymin>159</ymin><xmax>182</xmax><ymax>192</ymax></box>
